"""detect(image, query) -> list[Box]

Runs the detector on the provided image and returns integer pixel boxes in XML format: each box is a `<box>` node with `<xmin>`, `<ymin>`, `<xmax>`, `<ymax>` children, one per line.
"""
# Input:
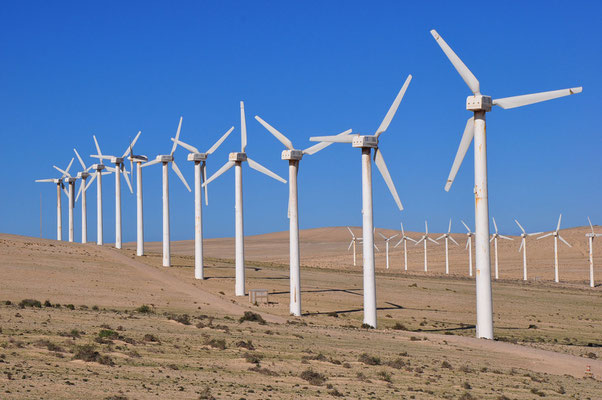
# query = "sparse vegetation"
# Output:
<box><xmin>235</xmin><ymin>339</ymin><xmax>255</xmax><ymax>350</ymax></box>
<box><xmin>204</xmin><ymin>337</ymin><xmax>226</xmax><ymax>350</ymax></box>
<box><xmin>358</xmin><ymin>353</ymin><xmax>381</xmax><ymax>365</ymax></box>
<box><xmin>300</xmin><ymin>368</ymin><xmax>326</xmax><ymax>385</ymax></box>
<box><xmin>135</xmin><ymin>304</ymin><xmax>154</xmax><ymax>314</ymax></box>
<box><xmin>239</xmin><ymin>311</ymin><xmax>266</xmax><ymax>325</ymax></box>
<box><xmin>19</xmin><ymin>299</ymin><xmax>42</xmax><ymax>308</ymax></box>
<box><xmin>73</xmin><ymin>344</ymin><xmax>114</xmax><ymax>366</ymax></box>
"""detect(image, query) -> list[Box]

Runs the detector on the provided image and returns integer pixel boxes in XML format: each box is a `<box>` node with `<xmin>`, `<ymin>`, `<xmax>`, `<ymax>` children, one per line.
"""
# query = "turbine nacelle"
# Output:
<box><xmin>466</xmin><ymin>95</ymin><xmax>492</xmax><ymax>112</ymax></box>
<box><xmin>129</xmin><ymin>155</ymin><xmax>148</xmax><ymax>163</ymax></box>
<box><xmin>187</xmin><ymin>153</ymin><xmax>208</xmax><ymax>162</ymax></box>
<box><xmin>229</xmin><ymin>152</ymin><xmax>247</xmax><ymax>162</ymax></box>
<box><xmin>90</xmin><ymin>164</ymin><xmax>105</xmax><ymax>171</ymax></box>
<box><xmin>111</xmin><ymin>156</ymin><xmax>124</xmax><ymax>164</ymax></box>
<box><xmin>281</xmin><ymin>149</ymin><xmax>303</xmax><ymax>161</ymax></box>
<box><xmin>76</xmin><ymin>171</ymin><xmax>91</xmax><ymax>179</ymax></box>
<box><xmin>156</xmin><ymin>155</ymin><xmax>174</xmax><ymax>163</ymax></box>
<box><xmin>351</xmin><ymin>135</ymin><xmax>378</xmax><ymax>148</ymax></box>
<box><xmin>65</xmin><ymin>177</ymin><xmax>77</xmax><ymax>184</ymax></box>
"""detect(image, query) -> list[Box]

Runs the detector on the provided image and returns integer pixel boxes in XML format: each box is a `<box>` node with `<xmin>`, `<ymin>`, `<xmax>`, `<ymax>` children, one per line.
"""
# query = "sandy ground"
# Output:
<box><xmin>1</xmin><ymin>232</ymin><xmax>601</xmax><ymax>399</ymax></box>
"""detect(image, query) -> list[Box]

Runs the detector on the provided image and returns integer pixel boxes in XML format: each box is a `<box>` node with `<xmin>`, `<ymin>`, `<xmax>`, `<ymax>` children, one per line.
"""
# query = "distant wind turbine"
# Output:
<box><xmin>461</xmin><ymin>220</ymin><xmax>474</xmax><ymax>277</ymax></box>
<box><xmin>35</xmin><ymin>159</ymin><xmax>72</xmax><ymax>241</ymax></box>
<box><xmin>586</xmin><ymin>217</ymin><xmax>602</xmax><ymax>288</ymax></box>
<box><xmin>489</xmin><ymin>217</ymin><xmax>513</xmax><ymax>280</ymax></box>
<box><xmin>537</xmin><ymin>214</ymin><xmax>571</xmax><ymax>283</ymax></box>
<box><xmin>394</xmin><ymin>222</ymin><xmax>416</xmax><ymax>271</ymax></box>
<box><xmin>437</xmin><ymin>219</ymin><xmax>459</xmax><ymax>275</ymax></box>
<box><xmin>347</xmin><ymin>227</ymin><xmax>361</xmax><ymax>267</ymax></box>
<box><xmin>514</xmin><ymin>219</ymin><xmax>542</xmax><ymax>281</ymax></box>
<box><xmin>415</xmin><ymin>221</ymin><xmax>439</xmax><ymax>272</ymax></box>
<box><xmin>53</xmin><ymin>159</ymin><xmax>76</xmax><ymax>242</ymax></box>
<box><xmin>378</xmin><ymin>232</ymin><xmax>399</xmax><ymax>270</ymax></box>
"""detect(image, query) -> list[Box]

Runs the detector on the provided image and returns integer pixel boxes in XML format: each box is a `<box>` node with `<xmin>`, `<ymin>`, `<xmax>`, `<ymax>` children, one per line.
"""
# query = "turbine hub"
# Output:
<box><xmin>229</xmin><ymin>152</ymin><xmax>247</xmax><ymax>162</ymax></box>
<box><xmin>466</xmin><ymin>95</ymin><xmax>492</xmax><ymax>112</ymax></box>
<box><xmin>351</xmin><ymin>135</ymin><xmax>378</xmax><ymax>148</ymax></box>
<box><xmin>188</xmin><ymin>153</ymin><xmax>208</xmax><ymax>162</ymax></box>
<box><xmin>281</xmin><ymin>149</ymin><xmax>303</xmax><ymax>161</ymax></box>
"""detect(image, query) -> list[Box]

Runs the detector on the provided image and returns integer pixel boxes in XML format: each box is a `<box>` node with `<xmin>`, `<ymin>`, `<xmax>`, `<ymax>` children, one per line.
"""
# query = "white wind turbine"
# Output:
<box><xmin>489</xmin><ymin>218</ymin><xmax>513</xmax><ymax>280</ymax></box>
<box><xmin>89</xmin><ymin>136</ymin><xmax>109</xmax><ymax>245</ymax></box>
<box><xmin>53</xmin><ymin>159</ymin><xmax>76</xmax><ymax>242</ymax></box>
<box><xmin>142</xmin><ymin>118</ymin><xmax>191</xmax><ymax>267</ymax></box>
<box><xmin>35</xmin><ymin>159</ymin><xmax>72</xmax><ymax>241</ymax></box>
<box><xmin>461</xmin><ymin>220</ymin><xmax>474</xmax><ymax>277</ymax></box>
<box><xmin>415</xmin><ymin>221</ymin><xmax>439</xmax><ymax>272</ymax></box>
<box><xmin>586</xmin><ymin>217</ymin><xmax>602</xmax><ymax>288</ymax></box>
<box><xmin>125</xmin><ymin>134</ymin><xmax>146</xmax><ymax>257</ymax></box>
<box><xmin>431</xmin><ymin>29</ymin><xmax>582</xmax><ymax>339</ymax></box>
<box><xmin>91</xmin><ymin>135</ymin><xmax>136</xmax><ymax>249</ymax></box>
<box><xmin>73</xmin><ymin>148</ymin><xmax>94</xmax><ymax>243</ymax></box>
<box><xmin>347</xmin><ymin>227</ymin><xmax>362</xmax><ymax>267</ymax></box>
<box><xmin>436</xmin><ymin>219</ymin><xmax>459</xmax><ymax>275</ymax></box>
<box><xmin>537</xmin><ymin>214</ymin><xmax>571</xmax><ymax>283</ymax></box>
<box><xmin>378</xmin><ymin>232</ymin><xmax>399</xmax><ymax>270</ymax></box>
<box><xmin>394</xmin><ymin>222</ymin><xmax>417</xmax><ymax>271</ymax></box>
<box><xmin>203</xmin><ymin>102</ymin><xmax>287</xmax><ymax>296</ymax></box>
<box><xmin>515</xmin><ymin>219</ymin><xmax>542</xmax><ymax>281</ymax></box>
<box><xmin>171</xmin><ymin>124</ymin><xmax>235</xmax><ymax>279</ymax></box>
<box><xmin>255</xmin><ymin>115</ymin><xmax>350</xmax><ymax>316</ymax></box>
<box><xmin>309</xmin><ymin>75</ymin><xmax>411</xmax><ymax>328</ymax></box>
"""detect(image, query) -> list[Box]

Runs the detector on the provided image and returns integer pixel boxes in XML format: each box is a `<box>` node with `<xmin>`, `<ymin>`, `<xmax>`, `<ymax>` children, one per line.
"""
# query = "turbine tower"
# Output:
<box><xmin>436</xmin><ymin>219</ymin><xmax>459</xmax><ymax>274</ymax></box>
<box><xmin>171</xmin><ymin>124</ymin><xmax>235</xmax><ymax>279</ymax></box>
<box><xmin>142</xmin><ymin>119</ymin><xmax>191</xmax><ymax>267</ymax></box>
<box><xmin>431</xmin><ymin>29</ymin><xmax>582</xmax><ymax>339</ymax></box>
<box><xmin>489</xmin><ymin>218</ymin><xmax>513</xmax><ymax>280</ymax></box>
<box><xmin>255</xmin><ymin>115</ymin><xmax>350</xmax><ymax>316</ymax></box>
<box><xmin>91</xmin><ymin>135</ymin><xmax>136</xmax><ymax>249</ymax></box>
<box><xmin>125</xmin><ymin>134</ymin><xmax>146</xmax><ymax>257</ymax></box>
<box><xmin>310</xmin><ymin>75</ymin><xmax>410</xmax><ymax>328</ymax></box>
<box><xmin>415</xmin><ymin>220</ymin><xmax>439</xmax><ymax>272</ymax></box>
<box><xmin>378</xmin><ymin>232</ymin><xmax>399</xmax><ymax>270</ymax></box>
<box><xmin>586</xmin><ymin>217</ymin><xmax>602</xmax><ymax>288</ymax></box>
<box><xmin>35</xmin><ymin>160</ymin><xmax>72</xmax><ymax>241</ymax></box>
<box><xmin>53</xmin><ymin>159</ymin><xmax>76</xmax><ymax>242</ymax></box>
<box><xmin>73</xmin><ymin>149</ymin><xmax>93</xmax><ymax>243</ymax></box>
<box><xmin>461</xmin><ymin>220</ymin><xmax>474</xmax><ymax>277</ymax></box>
<box><xmin>90</xmin><ymin>136</ymin><xmax>109</xmax><ymax>245</ymax></box>
<box><xmin>394</xmin><ymin>222</ymin><xmax>416</xmax><ymax>271</ymax></box>
<box><xmin>537</xmin><ymin>214</ymin><xmax>572</xmax><ymax>283</ymax></box>
<box><xmin>514</xmin><ymin>219</ymin><xmax>542</xmax><ymax>281</ymax></box>
<box><xmin>347</xmin><ymin>227</ymin><xmax>361</xmax><ymax>267</ymax></box>
<box><xmin>203</xmin><ymin>102</ymin><xmax>287</xmax><ymax>296</ymax></box>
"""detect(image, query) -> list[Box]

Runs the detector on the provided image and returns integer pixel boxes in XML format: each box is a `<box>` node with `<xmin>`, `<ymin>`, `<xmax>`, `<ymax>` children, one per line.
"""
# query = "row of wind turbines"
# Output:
<box><xmin>36</xmin><ymin>29</ymin><xmax>585</xmax><ymax>339</ymax></box>
<box><xmin>347</xmin><ymin>215</ymin><xmax>601</xmax><ymax>288</ymax></box>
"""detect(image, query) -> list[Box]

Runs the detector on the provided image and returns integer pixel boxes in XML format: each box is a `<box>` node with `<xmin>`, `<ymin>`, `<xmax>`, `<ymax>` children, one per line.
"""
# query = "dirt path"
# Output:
<box><xmin>95</xmin><ymin>246</ymin><xmax>287</xmax><ymax>324</ymax></box>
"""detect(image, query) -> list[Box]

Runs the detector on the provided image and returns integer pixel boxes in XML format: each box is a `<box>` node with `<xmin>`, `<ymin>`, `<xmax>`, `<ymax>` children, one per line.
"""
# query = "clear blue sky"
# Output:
<box><xmin>1</xmin><ymin>0</ymin><xmax>600</xmax><ymax>242</ymax></box>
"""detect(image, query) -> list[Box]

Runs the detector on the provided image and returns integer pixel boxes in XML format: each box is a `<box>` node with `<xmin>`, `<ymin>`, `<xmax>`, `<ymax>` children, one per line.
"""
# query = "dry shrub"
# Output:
<box><xmin>300</xmin><ymin>368</ymin><xmax>326</xmax><ymax>385</ymax></box>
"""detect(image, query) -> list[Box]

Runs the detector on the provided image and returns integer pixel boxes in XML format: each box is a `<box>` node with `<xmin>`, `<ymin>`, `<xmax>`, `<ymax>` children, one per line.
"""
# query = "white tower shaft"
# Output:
<box><xmin>445</xmin><ymin>237</ymin><xmax>449</xmax><ymax>274</ymax></box>
<box><xmin>385</xmin><ymin>241</ymin><xmax>390</xmax><ymax>269</ymax></box>
<box><xmin>136</xmin><ymin>162</ymin><xmax>144</xmax><ymax>256</ymax></box>
<box><xmin>97</xmin><ymin>171</ymin><xmax>103</xmax><ymax>245</ymax></box>
<box><xmin>68</xmin><ymin>182</ymin><xmax>74</xmax><ymax>242</ymax></box>
<box><xmin>554</xmin><ymin>235</ymin><xmax>559</xmax><ymax>283</ymax></box>
<box><xmin>81</xmin><ymin>178</ymin><xmax>87</xmax><ymax>243</ymax></box>
<box><xmin>115</xmin><ymin>165</ymin><xmax>122</xmax><ymax>249</ymax></box>
<box><xmin>494</xmin><ymin>237</ymin><xmax>499</xmax><ymax>280</ymax></box>
<box><xmin>589</xmin><ymin>237</ymin><xmax>594</xmax><ymax>288</ymax></box>
<box><xmin>235</xmin><ymin>162</ymin><xmax>245</xmax><ymax>296</ymax></box>
<box><xmin>361</xmin><ymin>148</ymin><xmax>377</xmax><ymax>328</ymax></box>
<box><xmin>162</xmin><ymin>162</ymin><xmax>170</xmax><ymax>267</ymax></box>
<box><xmin>289</xmin><ymin>160</ymin><xmax>301</xmax><ymax>316</ymax></box>
<box><xmin>522</xmin><ymin>239</ymin><xmax>528</xmax><ymax>281</ymax></box>
<box><xmin>424</xmin><ymin>239</ymin><xmax>428</xmax><ymax>272</ymax></box>
<box><xmin>473</xmin><ymin>111</ymin><xmax>494</xmax><ymax>340</ymax></box>
<box><xmin>404</xmin><ymin>240</ymin><xmax>408</xmax><ymax>271</ymax></box>
<box><xmin>194</xmin><ymin>161</ymin><xmax>204</xmax><ymax>279</ymax></box>
<box><xmin>353</xmin><ymin>240</ymin><xmax>357</xmax><ymax>266</ymax></box>
<box><xmin>56</xmin><ymin>183</ymin><xmax>62</xmax><ymax>241</ymax></box>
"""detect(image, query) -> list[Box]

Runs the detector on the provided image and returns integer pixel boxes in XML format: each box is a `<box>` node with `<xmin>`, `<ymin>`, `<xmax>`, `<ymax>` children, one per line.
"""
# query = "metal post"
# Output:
<box><xmin>473</xmin><ymin>110</ymin><xmax>494</xmax><ymax>340</ymax></box>
<box><xmin>361</xmin><ymin>148</ymin><xmax>376</xmax><ymax>328</ymax></box>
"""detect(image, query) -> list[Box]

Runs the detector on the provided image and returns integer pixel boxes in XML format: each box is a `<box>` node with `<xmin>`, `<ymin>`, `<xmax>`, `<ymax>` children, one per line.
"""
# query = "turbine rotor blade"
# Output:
<box><xmin>172</xmin><ymin>161</ymin><xmax>191</xmax><ymax>192</ymax></box>
<box><xmin>500</xmin><ymin>235</ymin><xmax>513</xmax><ymax>240</ymax></box>
<box><xmin>519</xmin><ymin>238</ymin><xmax>524</xmax><ymax>252</ymax></box>
<box><xmin>515</xmin><ymin>219</ymin><xmax>526</xmax><ymax>234</ymax></box>
<box><xmin>493</xmin><ymin>217</ymin><xmax>498</xmax><ymax>234</ymax></box>
<box><xmin>75</xmin><ymin>181</ymin><xmax>84</xmax><ymax>202</ymax></box>
<box><xmin>375</xmin><ymin>74</ymin><xmax>412</xmax><ymax>137</ymax></box>
<box><xmin>171</xmin><ymin>117</ymin><xmax>183</xmax><ymax>156</ymax></box>
<box><xmin>247</xmin><ymin>158</ymin><xmax>287</xmax><ymax>184</ymax></box>
<box><xmin>347</xmin><ymin>227</ymin><xmax>356</xmax><ymax>238</ymax></box>
<box><xmin>537</xmin><ymin>232</ymin><xmax>553</xmax><ymax>240</ymax></box>
<box><xmin>588</xmin><ymin>216</ymin><xmax>594</xmax><ymax>234</ymax></box>
<box><xmin>556</xmin><ymin>214</ymin><xmax>562</xmax><ymax>232</ymax></box>
<box><xmin>450</xmin><ymin>236</ymin><xmax>460</xmax><ymax>246</ymax></box>
<box><xmin>240</xmin><ymin>102</ymin><xmax>247</xmax><ymax>152</ymax></box>
<box><xmin>122</xmin><ymin>166</ymin><xmax>133</xmax><ymax>194</ymax></box>
<box><xmin>348</xmin><ymin>240</ymin><xmax>354</xmax><ymax>251</ymax></box>
<box><xmin>303</xmin><ymin>129</ymin><xmax>352</xmax><ymax>155</ymax></box>
<box><xmin>430</xmin><ymin>29</ymin><xmax>480</xmax><ymax>94</ymax></box>
<box><xmin>558</xmin><ymin>235</ymin><xmax>571</xmax><ymax>247</ymax></box>
<box><xmin>206</xmin><ymin>127</ymin><xmax>235</xmax><ymax>155</ymax></box>
<box><xmin>445</xmin><ymin>117</ymin><xmax>474</xmax><ymax>191</ymax></box>
<box><xmin>74</xmin><ymin>148</ymin><xmax>86</xmax><ymax>170</ymax></box>
<box><xmin>461</xmin><ymin>220</ymin><xmax>470</xmax><ymax>233</ymax></box>
<box><xmin>309</xmin><ymin>135</ymin><xmax>355</xmax><ymax>143</ymax></box>
<box><xmin>378</xmin><ymin>232</ymin><xmax>387</xmax><ymax>240</ymax></box>
<box><xmin>141</xmin><ymin>159</ymin><xmax>161</xmax><ymax>168</ymax></box>
<box><xmin>374</xmin><ymin>148</ymin><xmax>403</xmax><ymax>210</ymax></box>
<box><xmin>428</xmin><ymin>237</ymin><xmax>439</xmax><ymax>245</ymax></box>
<box><xmin>203</xmin><ymin>161</ymin><xmax>235</xmax><ymax>187</ymax></box>
<box><xmin>448</xmin><ymin>218</ymin><xmax>452</xmax><ymax>234</ymax></box>
<box><xmin>93</xmin><ymin>135</ymin><xmax>103</xmax><ymax>158</ymax></box>
<box><xmin>85</xmin><ymin>172</ymin><xmax>97</xmax><ymax>191</ymax></box>
<box><xmin>493</xmin><ymin>87</ymin><xmax>582</xmax><ymax>110</ymax></box>
<box><xmin>202</xmin><ymin>162</ymin><xmax>208</xmax><ymax>206</ymax></box>
<box><xmin>171</xmin><ymin>138</ymin><xmax>199</xmax><ymax>153</ymax></box>
<box><xmin>123</xmin><ymin>130</ymin><xmax>142</xmax><ymax>158</ymax></box>
<box><xmin>254</xmin><ymin>116</ymin><xmax>294</xmax><ymax>150</ymax></box>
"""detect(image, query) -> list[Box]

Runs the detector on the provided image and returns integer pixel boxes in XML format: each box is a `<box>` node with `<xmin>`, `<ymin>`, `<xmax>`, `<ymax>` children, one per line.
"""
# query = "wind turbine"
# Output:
<box><xmin>378</xmin><ymin>232</ymin><xmax>399</xmax><ymax>270</ymax></box>
<box><xmin>309</xmin><ymin>75</ymin><xmax>410</xmax><ymax>328</ymax></box>
<box><xmin>489</xmin><ymin>218</ymin><xmax>513</xmax><ymax>280</ymax></box>
<box><xmin>415</xmin><ymin>221</ymin><xmax>439</xmax><ymax>272</ymax></box>
<box><xmin>255</xmin><ymin>115</ymin><xmax>350</xmax><ymax>316</ymax></box>
<box><xmin>431</xmin><ymin>29</ymin><xmax>582</xmax><ymax>340</ymax></box>
<box><xmin>171</xmin><ymin>124</ymin><xmax>235</xmax><ymax>279</ymax></box>
<box><xmin>203</xmin><ymin>102</ymin><xmax>286</xmax><ymax>296</ymax></box>
<box><xmin>515</xmin><ymin>219</ymin><xmax>542</xmax><ymax>281</ymax></box>
<box><xmin>53</xmin><ymin>159</ymin><xmax>76</xmax><ymax>242</ymax></box>
<box><xmin>35</xmin><ymin>159</ymin><xmax>72</xmax><ymax>241</ymax></box>
<box><xmin>347</xmin><ymin>227</ymin><xmax>361</xmax><ymax>267</ymax></box>
<box><xmin>91</xmin><ymin>135</ymin><xmax>136</xmax><ymax>249</ymax></box>
<box><xmin>586</xmin><ymin>217</ymin><xmax>602</xmax><ymax>288</ymax></box>
<box><xmin>89</xmin><ymin>136</ymin><xmax>108</xmax><ymax>245</ymax></box>
<box><xmin>461</xmin><ymin>220</ymin><xmax>474</xmax><ymax>277</ymax></box>
<box><xmin>142</xmin><ymin>118</ymin><xmax>191</xmax><ymax>267</ymax></box>
<box><xmin>124</xmin><ymin>133</ymin><xmax>146</xmax><ymax>257</ymax></box>
<box><xmin>394</xmin><ymin>222</ymin><xmax>417</xmax><ymax>271</ymax></box>
<box><xmin>73</xmin><ymin>148</ymin><xmax>94</xmax><ymax>243</ymax></box>
<box><xmin>437</xmin><ymin>219</ymin><xmax>459</xmax><ymax>275</ymax></box>
<box><xmin>537</xmin><ymin>214</ymin><xmax>571</xmax><ymax>283</ymax></box>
